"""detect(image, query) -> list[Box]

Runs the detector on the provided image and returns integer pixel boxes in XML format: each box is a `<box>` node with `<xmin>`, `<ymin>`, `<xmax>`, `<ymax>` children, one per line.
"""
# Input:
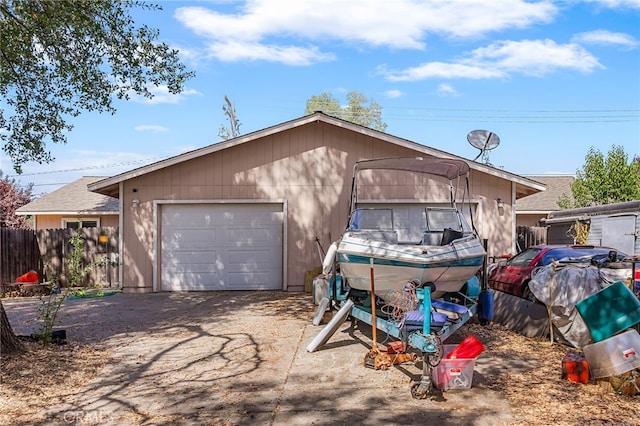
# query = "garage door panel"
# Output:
<box><xmin>163</xmin><ymin>228</ymin><xmax>217</xmax><ymax>240</ymax></box>
<box><xmin>163</xmin><ymin>209</ymin><xmax>215</xmax><ymax>227</ymax></box>
<box><xmin>164</xmin><ymin>241</ymin><xmax>220</xmax><ymax>252</ymax></box>
<box><xmin>228</xmin><ymin>248</ymin><xmax>278</xmax><ymax>263</ymax></box>
<box><xmin>227</xmin><ymin>228</ymin><xmax>281</xmax><ymax>246</ymax></box>
<box><xmin>227</xmin><ymin>271</ymin><xmax>275</xmax><ymax>288</ymax></box>
<box><xmin>165</xmin><ymin>257</ymin><xmax>222</xmax><ymax>273</ymax></box>
<box><xmin>228</xmin><ymin>249</ymin><xmax>277</xmax><ymax>270</ymax></box>
<box><xmin>161</xmin><ymin>203</ymin><xmax>283</xmax><ymax>291</ymax></box>
<box><xmin>163</xmin><ymin>232</ymin><xmax>218</xmax><ymax>252</ymax></box>
<box><xmin>222</xmin><ymin>208</ymin><xmax>280</xmax><ymax>224</ymax></box>
<box><xmin>165</xmin><ymin>273</ymin><xmax>224</xmax><ymax>291</ymax></box>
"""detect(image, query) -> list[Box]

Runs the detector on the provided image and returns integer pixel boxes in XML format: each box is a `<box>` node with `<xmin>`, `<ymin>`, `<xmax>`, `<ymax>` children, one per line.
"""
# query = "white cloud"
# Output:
<box><xmin>582</xmin><ymin>0</ymin><xmax>640</xmax><ymax>9</ymax></box>
<box><xmin>379</xmin><ymin>62</ymin><xmax>506</xmax><ymax>82</ymax></box>
<box><xmin>134</xmin><ymin>125</ymin><xmax>169</xmax><ymax>133</ymax></box>
<box><xmin>468</xmin><ymin>39</ymin><xmax>604</xmax><ymax>76</ymax></box>
<box><xmin>572</xmin><ymin>30</ymin><xmax>639</xmax><ymax>49</ymax></box>
<box><xmin>437</xmin><ymin>84</ymin><xmax>459</xmax><ymax>96</ymax></box>
<box><xmin>174</xmin><ymin>1</ymin><xmax>557</xmax><ymax>64</ymax></box>
<box><xmin>205</xmin><ymin>40</ymin><xmax>335</xmax><ymax>65</ymax></box>
<box><xmin>380</xmin><ymin>39</ymin><xmax>604</xmax><ymax>81</ymax></box>
<box><xmin>131</xmin><ymin>85</ymin><xmax>201</xmax><ymax>105</ymax></box>
<box><xmin>383</xmin><ymin>90</ymin><xmax>403</xmax><ymax>98</ymax></box>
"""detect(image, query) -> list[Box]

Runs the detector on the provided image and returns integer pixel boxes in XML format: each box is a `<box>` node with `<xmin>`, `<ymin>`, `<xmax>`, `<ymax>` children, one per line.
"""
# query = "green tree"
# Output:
<box><xmin>0</xmin><ymin>0</ymin><xmax>194</xmax><ymax>173</ymax></box>
<box><xmin>305</xmin><ymin>91</ymin><xmax>388</xmax><ymax>132</ymax></box>
<box><xmin>218</xmin><ymin>95</ymin><xmax>241</xmax><ymax>141</ymax></box>
<box><xmin>558</xmin><ymin>145</ymin><xmax>640</xmax><ymax>209</ymax></box>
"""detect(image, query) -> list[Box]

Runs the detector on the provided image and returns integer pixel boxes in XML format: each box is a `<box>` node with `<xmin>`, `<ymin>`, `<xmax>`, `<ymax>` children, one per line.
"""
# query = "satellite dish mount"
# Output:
<box><xmin>467</xmin><ymin>130</ymin><xmax>500</xmax><ymax>165</ymax></box>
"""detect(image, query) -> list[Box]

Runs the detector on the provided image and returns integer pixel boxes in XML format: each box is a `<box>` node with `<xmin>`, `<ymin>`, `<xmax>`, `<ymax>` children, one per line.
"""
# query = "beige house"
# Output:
<box><xmin>89</xmin><ymin>112</ymin><xmax>545</xmax><ymax>294</ymax></box>
<box><xmin>516</xmin><ymin>175</ymin><xmax>574</xmax><ymax>227</ymax></box>
<box><xmin>16</xmin><ymin>176</ymin><xmax>119</xmax><ymax>230</ymax></box>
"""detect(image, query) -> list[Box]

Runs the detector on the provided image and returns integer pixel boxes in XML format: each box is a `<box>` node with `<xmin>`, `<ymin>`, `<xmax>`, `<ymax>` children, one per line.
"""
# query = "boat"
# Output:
<box><xmin>326</xmin><ymin>156</ymin><xmax>486</xmax><ymax>300</ymax></box>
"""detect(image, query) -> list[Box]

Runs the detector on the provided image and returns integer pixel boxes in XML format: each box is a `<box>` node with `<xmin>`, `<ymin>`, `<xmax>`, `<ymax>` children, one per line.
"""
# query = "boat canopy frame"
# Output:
<box><xmin>347</xmin><ymin>156</ymin><xmax>475</xmax><ymax>230</ymax></box>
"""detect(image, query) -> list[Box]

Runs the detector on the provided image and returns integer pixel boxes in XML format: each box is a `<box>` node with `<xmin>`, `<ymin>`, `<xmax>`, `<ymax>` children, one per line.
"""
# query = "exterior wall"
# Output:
<box><xmin>120</xmin><ymin>121</ymin><xmax>517</xmax><ymax>293</ymax></box>
<box><xmin>467</xmin><ymin>170</ymin><xmax>514</xmax><ymax>258</ymax></box>
<box><xmin>34</xmin><ymin>214</ymin><xmax>119</xmax><ymax>230</ymax></box>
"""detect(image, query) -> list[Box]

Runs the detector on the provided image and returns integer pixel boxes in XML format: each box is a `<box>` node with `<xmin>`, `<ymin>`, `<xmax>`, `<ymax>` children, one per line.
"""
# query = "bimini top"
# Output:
<box><xmin>353</xmin><ymin>156</ymin><xmax>470</xmax><ymax>180</ymax></box>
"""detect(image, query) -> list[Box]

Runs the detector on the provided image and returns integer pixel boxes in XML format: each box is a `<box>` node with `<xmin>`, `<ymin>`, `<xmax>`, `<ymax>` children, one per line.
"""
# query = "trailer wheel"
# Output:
<box><xmin>411</xmin><ymin>382</ymin><xmax>430</xmax><ymax>399</ymax></box>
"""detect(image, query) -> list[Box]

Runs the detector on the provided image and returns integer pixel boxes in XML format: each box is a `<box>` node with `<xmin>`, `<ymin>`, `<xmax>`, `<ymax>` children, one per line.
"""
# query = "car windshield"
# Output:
<box><xmin>508</xmin><ymin>248</ymin><xmax>542</xmax><ymax>267</ymax></box>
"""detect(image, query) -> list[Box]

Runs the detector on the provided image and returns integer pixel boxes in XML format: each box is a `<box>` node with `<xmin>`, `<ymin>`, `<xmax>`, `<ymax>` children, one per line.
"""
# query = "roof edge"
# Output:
<box><xmin>16</xmin><ymin>210</ymin><xmax>119</xmax><ymax>216</ymax></box>
<box><xmin>88</xmin><ymin>112</ymin><xmax>546</xmax><ymax>197</ymax></box>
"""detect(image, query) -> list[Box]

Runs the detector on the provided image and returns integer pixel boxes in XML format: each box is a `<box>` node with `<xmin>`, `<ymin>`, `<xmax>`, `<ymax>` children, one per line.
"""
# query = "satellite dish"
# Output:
<box><xmin>467</xmin><ymin>130</ymin><xmax>500</xmax><ymax>163</ymax></box>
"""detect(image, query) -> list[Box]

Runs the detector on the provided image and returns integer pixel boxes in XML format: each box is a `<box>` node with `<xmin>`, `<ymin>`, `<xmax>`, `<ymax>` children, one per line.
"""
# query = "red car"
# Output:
<box><xmin>488</xmin><ymin>245</ymin><xmax>627</xmax><ymax>301</ymax></box>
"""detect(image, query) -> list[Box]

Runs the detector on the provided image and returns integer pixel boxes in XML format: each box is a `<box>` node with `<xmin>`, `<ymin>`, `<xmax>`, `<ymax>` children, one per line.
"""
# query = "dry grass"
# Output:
<box><xmin>462</xmin><ymin>322</ymin><xmax>640</xmax><ymax>425</ymax></box>
<box><xmin>0</xmin><ymin>340</ymin><xmax>108</xmax><ymax>425</ymax></box>
<box><xmin>0</xmin><ymin>314</ymin><xmax>638</xmax><ymax>425</ymax></box>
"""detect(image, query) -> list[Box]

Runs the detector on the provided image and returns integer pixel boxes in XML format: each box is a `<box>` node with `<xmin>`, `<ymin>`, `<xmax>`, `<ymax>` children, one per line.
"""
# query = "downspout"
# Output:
<box><xmin>511</xmin><ymin>182</ymin><xmax>517</xmax><ymax>254</ymax></box>
<box><xmin>118</xmin><ymin>181</ymin><xmax>124</xmax><ymax>289</ymax></box>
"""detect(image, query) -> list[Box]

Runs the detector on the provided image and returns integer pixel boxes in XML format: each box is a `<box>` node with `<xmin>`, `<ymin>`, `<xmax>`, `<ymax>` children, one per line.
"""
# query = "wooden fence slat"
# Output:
<box><xmin>1</xmin><ymin>227</ymin><xmax>118</xmax><ymax>287</ymax></box>
<box><xmin>0</xmin><ymin>228</ymin><xmax>41</xmax><ymax>283</ymax></box>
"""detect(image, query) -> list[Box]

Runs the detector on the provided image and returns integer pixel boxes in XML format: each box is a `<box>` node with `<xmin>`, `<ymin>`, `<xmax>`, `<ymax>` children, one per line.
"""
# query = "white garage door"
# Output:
<box><xmin>161</xmin><ymin>203</ymin><xmax>283</xmax><ymax>291</ymax></box>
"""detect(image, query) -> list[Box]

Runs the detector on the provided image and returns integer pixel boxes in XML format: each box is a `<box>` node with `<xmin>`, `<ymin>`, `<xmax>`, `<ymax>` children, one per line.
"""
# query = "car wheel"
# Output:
<box><xmin>522</xmin><ymin>285</ymin><xmax>538</xmax><ymax>303</ymax></box>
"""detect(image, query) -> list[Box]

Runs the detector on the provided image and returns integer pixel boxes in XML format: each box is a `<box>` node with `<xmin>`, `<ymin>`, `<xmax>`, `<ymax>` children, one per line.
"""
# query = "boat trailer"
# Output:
<box><xmin>308</xmin><ymin>270</ymin><xmax>485</xmax><ymax>399</ymax></box>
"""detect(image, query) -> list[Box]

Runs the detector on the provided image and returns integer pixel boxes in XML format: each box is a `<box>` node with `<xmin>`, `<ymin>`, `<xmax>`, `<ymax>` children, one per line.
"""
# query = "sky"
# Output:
<box><xmin>3</xmin><ymin>0</ymin><xmax>639</xmax><ymax>197</ymax></box>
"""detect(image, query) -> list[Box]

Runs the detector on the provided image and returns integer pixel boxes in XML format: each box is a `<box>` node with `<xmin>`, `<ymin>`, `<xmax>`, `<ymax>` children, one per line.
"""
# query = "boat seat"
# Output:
<box><xmin>440</xmin><ymin>228</ymin><xmax>464</xmax><ymax>245</ymax></box>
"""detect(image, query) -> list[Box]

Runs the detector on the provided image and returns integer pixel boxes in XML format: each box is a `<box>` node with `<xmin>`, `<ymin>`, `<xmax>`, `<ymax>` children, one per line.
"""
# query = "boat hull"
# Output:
<box><xmin>337</xmin><ymin>232</ymin><xmax>485</xmax><ymax>299</ymax></box>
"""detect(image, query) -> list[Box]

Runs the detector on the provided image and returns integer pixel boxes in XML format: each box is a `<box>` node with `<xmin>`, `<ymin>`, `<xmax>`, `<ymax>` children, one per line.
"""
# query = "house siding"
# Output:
<box><xmin>35</xmin><ymin>214</ymin><xmax>119</xmax><ymax>230</ymax></box>
<box><xmin>118</xmin><ymin>121</ymin><xmax>515</xmax><ymax>293</ymax></box>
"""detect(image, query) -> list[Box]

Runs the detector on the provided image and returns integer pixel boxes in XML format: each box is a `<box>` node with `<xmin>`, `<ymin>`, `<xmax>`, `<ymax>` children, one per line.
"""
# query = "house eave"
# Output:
<box><xmin>15</xmin><ymin>210</ymin><xmax>119</xmax><ymax>216</ymax></box>
<box><xmin>516</xmin><ymin>210</ymin><xmax>553</xmax><ymax>214</ymax></box>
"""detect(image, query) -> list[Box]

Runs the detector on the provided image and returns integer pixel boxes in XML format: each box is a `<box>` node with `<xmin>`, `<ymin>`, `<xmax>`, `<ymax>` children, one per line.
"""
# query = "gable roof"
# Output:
<box><xmin>16</xmin><ymin>176</ymin><xmax>119</xmax><ymax>216</ymax></box>
<box><xmin>516</xmin><ymin>175</ymin><xmax>574</xmax><ymax>213</ymax></box>
<box><xmin>89</xmin><ymin>112</ymin><xmax>545</xmax><ymax>199</ymax></box>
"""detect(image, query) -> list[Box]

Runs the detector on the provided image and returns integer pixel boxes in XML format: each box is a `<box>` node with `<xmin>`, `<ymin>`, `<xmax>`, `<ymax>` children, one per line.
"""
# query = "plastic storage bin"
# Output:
<box><xmin>583</xmin><ymin>329</ymin><xmax>640</xmax><ymax>379</ymax></box>
<box><xmin>432</xmin><ymin>345</ymin><xmax>477</xmax><ymax>391</ymax></box>
<box><xmin>575</xmin><ymin>281</ymin><xmax>640</xmax><ymax>343</ymax></box>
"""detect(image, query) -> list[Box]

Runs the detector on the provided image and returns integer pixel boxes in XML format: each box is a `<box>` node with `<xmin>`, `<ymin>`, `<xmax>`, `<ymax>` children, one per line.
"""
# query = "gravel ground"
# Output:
<box><xmin>1</xmin><ymin>291</ymin><xmax>639</xmax><ymax>425</ymax></box>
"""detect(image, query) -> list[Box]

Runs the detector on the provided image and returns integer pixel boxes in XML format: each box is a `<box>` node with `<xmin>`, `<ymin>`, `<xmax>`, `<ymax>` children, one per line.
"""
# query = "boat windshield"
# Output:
<box><xmin>348</xmin><ymin>207</ymin><xmax>472</xmax><ymax>234</ymax></box>
<box><xmin>425</xmin><ymin>208</ymin><xmax>471</xmax><ymax>233</ymax></box>
<box><xmin>348</xmin><ymin>208</ymin><xmax>393</xmax><ymax>231</ymax></box>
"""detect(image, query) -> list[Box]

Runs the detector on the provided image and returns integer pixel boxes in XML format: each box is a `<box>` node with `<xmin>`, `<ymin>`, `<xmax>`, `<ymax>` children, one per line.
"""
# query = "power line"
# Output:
<box><xmin>360</xmin><ymin>107</ymin><xmax>640</xmax><ymax>123</ymax></box>
<box><xmin>8</xmin><ymin>156</ymin><xmax>166</xmax><ymax>178</ymax></box>
<box><xmin>383</xmin><ymin>106</ymin><xmax>640</xmax><ymax>114</ymax></box>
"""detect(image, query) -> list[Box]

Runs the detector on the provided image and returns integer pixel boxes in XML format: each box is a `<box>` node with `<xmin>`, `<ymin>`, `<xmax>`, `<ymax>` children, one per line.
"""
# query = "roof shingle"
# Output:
<box><xmin>516</xmin><ymin>175</ymin><xmax>574</xmax><ymax>212</ymax></box>
<box><xmin>16</xmin><ymin>177</ymin><xmax>119</xmax><ymax>215</ymax></box>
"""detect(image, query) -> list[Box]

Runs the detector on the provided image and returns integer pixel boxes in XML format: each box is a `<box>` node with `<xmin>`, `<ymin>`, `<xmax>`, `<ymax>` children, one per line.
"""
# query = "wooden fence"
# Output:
<box><xmin>0</xmin><ymin>227</ymin><xmax>118</xmax><ymax>287</ymax></box>
<box><xmin>516</xmin><ymin>226</ymin><xmax>547</xmax><ymax>252</ymax></box>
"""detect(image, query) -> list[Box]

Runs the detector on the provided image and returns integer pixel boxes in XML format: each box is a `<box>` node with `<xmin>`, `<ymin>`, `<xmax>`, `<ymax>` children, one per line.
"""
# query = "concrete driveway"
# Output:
<box><xmin>3</xmin><ymin>292</ymin><xmax>514</xmax><ymax>425</ymax></box>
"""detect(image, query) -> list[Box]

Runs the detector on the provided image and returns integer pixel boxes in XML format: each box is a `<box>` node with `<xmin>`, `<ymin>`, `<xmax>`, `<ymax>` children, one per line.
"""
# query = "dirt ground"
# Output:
<box><xmin>1</xmin><ymin>292</ymin><xmax>639</xmax><ymax>425</ymax></box>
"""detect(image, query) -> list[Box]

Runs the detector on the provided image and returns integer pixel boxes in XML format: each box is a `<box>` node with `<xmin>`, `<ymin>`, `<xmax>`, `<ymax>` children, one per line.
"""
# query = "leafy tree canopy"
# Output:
<box><xmin>305</xmin><ymin>91</ymin><xmax>387</xmax><ymax>132</ymax></box>
<box><xmin>0</xmin><ymin>171</ymin><xmax>32</xmax><ymax>228</ymax></box>
<box><xmin>558</xmin><ymin>145</ymin><xmax>640</xmax><ymax>209</ymax></box>
<box><xmin>0</xmin><ymin>0</ymin><xmax>194</xmax><ymax>173</ymax></box>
